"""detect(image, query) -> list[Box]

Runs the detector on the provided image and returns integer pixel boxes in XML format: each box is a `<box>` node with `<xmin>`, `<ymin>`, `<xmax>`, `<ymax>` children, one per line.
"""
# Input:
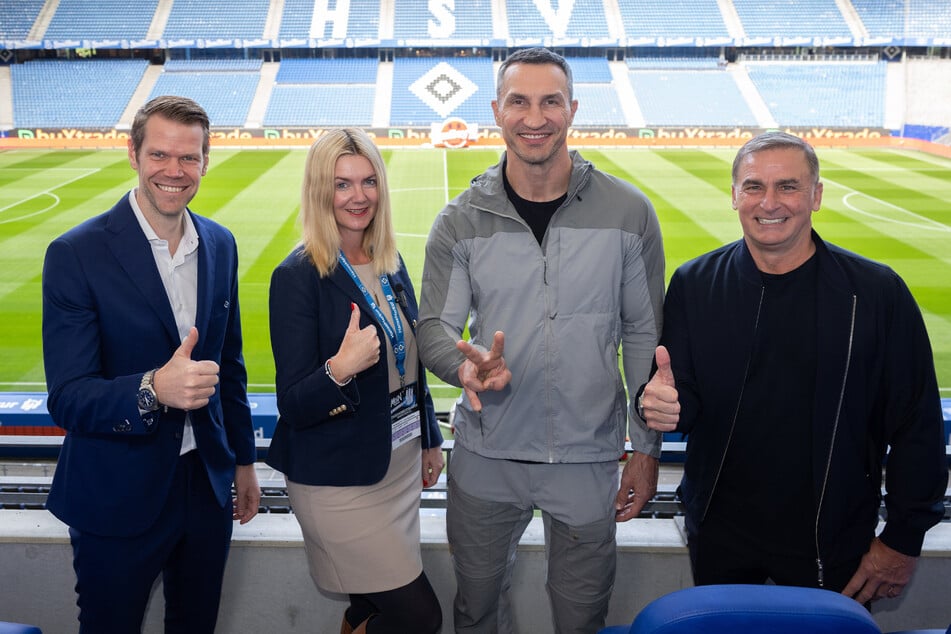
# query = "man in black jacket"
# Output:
<box><xmin>639</xmin><ymin>131</ymin><xmax>947</xmax><ymax>604</ymax></box>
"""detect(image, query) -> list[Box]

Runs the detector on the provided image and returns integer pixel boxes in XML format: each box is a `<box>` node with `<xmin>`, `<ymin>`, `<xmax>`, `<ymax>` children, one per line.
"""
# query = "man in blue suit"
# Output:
<box><xmin>41</xmin><ymin>95</ymin><xmax>260</xmax><ymax>633</ymax></box>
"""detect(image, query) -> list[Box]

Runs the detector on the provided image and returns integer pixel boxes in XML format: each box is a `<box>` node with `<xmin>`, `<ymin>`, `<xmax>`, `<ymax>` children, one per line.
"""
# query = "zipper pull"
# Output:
<box><xmin>816</xmin><ymin>557</ymin><xmax>825</xmax><ymax>587</ymax></box>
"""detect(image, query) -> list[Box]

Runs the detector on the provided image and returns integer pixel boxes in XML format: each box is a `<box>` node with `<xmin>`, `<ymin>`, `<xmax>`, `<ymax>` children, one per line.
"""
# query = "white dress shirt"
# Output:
<box><xmin>130</xmin><ymin>190</ymin><xmax>199</xmax><ymax>455</ymax></box>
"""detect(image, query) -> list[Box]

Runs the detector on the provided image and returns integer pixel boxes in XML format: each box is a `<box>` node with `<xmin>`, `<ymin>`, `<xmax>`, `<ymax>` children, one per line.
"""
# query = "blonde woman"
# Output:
<box><xmin>267</xmin><ymin>129</ymin><xmax>443</xmax><ymax>633</ymax></box>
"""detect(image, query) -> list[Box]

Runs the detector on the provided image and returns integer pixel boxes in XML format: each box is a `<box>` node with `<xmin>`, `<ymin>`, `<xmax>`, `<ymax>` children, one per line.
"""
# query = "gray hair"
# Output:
<box><xmin>732</xmin><ymin>131</ymin><xmax>820</xmax><ymax>184</ymax></box>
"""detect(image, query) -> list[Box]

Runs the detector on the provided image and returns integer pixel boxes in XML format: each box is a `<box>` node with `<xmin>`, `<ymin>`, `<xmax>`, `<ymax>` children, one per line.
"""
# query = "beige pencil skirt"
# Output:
<box><xmin>286</xmin><ymin>438</ymin><xmax>423</xmax><ymax>594</ymax></box>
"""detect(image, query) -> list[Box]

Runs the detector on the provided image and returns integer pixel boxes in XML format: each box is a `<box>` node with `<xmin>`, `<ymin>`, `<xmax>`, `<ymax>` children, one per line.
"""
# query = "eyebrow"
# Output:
<box><xmin>741</xmin><ymin>177</ymin><xmax>802</xmax><ymax>187</ymax></box>
<box><xmin>505</xmin><ymin>91</ymin><xmax>565</xmax><ymax>102</ymax></box>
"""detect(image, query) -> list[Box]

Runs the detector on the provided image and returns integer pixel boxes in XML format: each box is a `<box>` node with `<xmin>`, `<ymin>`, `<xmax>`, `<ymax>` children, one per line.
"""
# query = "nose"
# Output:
<box><xmin>760</xmin><ymin>187</ymin><xmax>779</xmax><ymax>211</ymax></box>
<box><xmin>523</xmin><ymin>102</ymin><xmax>546</xmax><ymax>128</ymax></box>
<box><xmin>163</xmin><ymin>160</ymin><xmax>184</xmax><ymax>177</ymax></box>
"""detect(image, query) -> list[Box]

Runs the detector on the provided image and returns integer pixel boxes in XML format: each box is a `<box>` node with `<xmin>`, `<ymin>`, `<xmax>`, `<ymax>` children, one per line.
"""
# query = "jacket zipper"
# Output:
<box><xmin>814</xmin><ymin>294</ymin><xmax>857</xmax><ymax>586</ymax></box>
<box><xmin>701</xmin><ymin>285</ymin><xmax>766</xmax><ymax>522</ymax></box>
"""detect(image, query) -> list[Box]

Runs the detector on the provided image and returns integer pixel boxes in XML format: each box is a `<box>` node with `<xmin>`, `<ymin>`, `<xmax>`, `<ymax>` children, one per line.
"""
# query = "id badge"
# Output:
<box><xmin>390</xmin><ymin>382</ymin><xmax>421</xmax><ymax>449</ymax></box>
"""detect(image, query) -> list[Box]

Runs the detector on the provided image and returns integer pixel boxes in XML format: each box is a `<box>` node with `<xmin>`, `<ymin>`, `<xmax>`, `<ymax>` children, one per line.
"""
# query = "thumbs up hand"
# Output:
<box><xmin>328</xmin><ymin>304</ymin><xmax>381</xmax><ymax>384</ymax></box>
<box><xmin>153</xmin><ymin>327</ymin><xmax>220</xmax><ymax>411</ymax></box>
<box><xmin>641</xmin><ymin>345</ymin><xmax>680</xmax><ymax>432</ymax></box>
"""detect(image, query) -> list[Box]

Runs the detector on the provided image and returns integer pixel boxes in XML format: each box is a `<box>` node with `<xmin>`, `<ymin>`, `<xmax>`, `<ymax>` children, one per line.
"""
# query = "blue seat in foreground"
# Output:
<box><xmin>599</xmin><ymin>584</ymin><xmax>881</xmax><ymax>634</ymax></box>
<box><xmin>0</xmin><ymin>623</ymin><xmax>42</xmax><ymax>634</ymax></box>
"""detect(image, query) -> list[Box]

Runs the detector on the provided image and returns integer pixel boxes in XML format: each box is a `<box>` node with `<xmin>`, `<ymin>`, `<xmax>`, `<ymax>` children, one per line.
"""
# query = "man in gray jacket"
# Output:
<box><xmin>418</xmin><ymin>48</ymin><xmax>666</xmax><ymax>633</ymax></box>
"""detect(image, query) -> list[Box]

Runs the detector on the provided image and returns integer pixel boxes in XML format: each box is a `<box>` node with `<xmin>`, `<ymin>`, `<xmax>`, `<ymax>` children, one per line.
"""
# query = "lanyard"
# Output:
<box><xmin>337</xmin><ymin>250</ymin><xmax>406</xmax><ymax>384</ymax></box>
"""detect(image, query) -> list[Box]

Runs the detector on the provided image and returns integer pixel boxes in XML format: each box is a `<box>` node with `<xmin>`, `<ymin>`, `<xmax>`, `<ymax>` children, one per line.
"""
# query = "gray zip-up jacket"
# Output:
<box><xmin>418</xmin><ymin>151</ymin><xmax>665</xmax><ymax>462</ymax></box>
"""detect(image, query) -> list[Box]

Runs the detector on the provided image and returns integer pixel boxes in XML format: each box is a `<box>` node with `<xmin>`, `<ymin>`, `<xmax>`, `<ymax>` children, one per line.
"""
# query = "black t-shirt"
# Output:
<box><xmin>705</xmin><ymin>252</ymin><xmax>819</xmax><ymax>559</ymax></box>
<box><xmin>503</xmin><ymin>166</ymin><xmax>566</xmax><ymax>246</ymax></box>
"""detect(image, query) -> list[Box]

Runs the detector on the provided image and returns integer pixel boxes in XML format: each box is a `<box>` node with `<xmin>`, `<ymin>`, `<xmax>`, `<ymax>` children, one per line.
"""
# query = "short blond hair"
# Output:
<box><xmin>299</xmin><ymin>128</ymin><xmax>398</xmax><ymax>277</ymax></box>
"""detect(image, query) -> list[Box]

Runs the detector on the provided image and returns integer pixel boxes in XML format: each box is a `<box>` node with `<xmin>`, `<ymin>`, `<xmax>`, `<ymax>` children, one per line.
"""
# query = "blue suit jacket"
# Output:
<box><xmin>42</xmin><ymin>193</ymin><xmax>256</xmax><ymax>537</ymax></box>
<box><xmin>266</xmin><ymin>247</ymin><xmax>441</xmax><ymax>486</ymax></box>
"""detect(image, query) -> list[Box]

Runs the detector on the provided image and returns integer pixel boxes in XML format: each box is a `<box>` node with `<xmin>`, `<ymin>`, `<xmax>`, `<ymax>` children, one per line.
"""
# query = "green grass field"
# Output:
<box><xmin>2</xmin><ymin>146</ymin><xmax>950</xmax><ymax>408</ymax></box>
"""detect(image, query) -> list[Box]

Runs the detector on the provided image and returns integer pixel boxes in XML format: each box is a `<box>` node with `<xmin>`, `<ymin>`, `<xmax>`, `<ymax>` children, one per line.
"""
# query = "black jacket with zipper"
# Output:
<box><xmin>665</xmin><ymin>230</ymin><xmax>946</xmax><ymax>575</ymax></box>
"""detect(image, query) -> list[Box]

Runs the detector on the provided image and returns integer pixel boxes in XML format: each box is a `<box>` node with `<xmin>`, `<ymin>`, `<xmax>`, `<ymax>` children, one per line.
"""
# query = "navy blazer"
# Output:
<box><xmin>42</xmin><ymin>193</ymin><xmax>255</xmax><ymax>537</ymax></box>
<box><xmin>266</xmin><ymin>247</ymin><xmax>441</xmax><ymax>486</ymax></box>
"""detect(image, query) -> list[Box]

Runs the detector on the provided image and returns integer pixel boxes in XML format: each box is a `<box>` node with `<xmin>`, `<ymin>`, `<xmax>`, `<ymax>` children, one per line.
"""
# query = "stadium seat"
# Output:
<box><xmin>0</xmin><ymin>623</ymin><xmax>42</xmax><ymax>634</ymax></box>
<box><xmin>598</xmin><ymin>584</ymin><xmax>882</xmax><ymax>634</ymax></box>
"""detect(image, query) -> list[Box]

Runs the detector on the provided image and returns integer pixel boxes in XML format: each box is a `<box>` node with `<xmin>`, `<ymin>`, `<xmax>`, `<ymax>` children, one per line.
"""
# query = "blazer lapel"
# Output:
<box><xmin>106</xmin><ymin>197</ymin><xmax>180</xmax><ymax>344</ymax></box>
<box><xmin>193</xmin><ymin>213</ymin><xmax>215</xmax><ymax>356</ymax></box>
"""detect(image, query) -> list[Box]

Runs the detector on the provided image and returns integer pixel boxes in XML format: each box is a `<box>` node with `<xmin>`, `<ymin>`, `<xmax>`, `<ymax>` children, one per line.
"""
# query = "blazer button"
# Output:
<box><xmin>340</xmin><ymin>404</ymin><xmax>348</xmax><ymax>412</ymax></box>
<box><xmin>113</xmin><ymin>419</ymin><xmax>132</xmax><ymax>432</ymax></box>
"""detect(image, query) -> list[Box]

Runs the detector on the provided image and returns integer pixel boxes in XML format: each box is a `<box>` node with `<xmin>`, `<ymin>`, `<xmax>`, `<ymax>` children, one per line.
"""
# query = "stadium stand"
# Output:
<box><xmin>265</xmin><ymin>85</ymin><xmax>376</xmax><ymax>127</ymax></box>
<box><xmin>277</xmin><ymin>0</ymin><xmax>319</xmax><ymax>40</ymax></box>
<box><xmin>628</xmin><ymin>68</ymin><xmax>759</xmax><ymax>127</ymax></box>
<box><xmin>393</xmin><ymin>0</ymin><xmax>494</xmax><ymax>42</ymax></box>
<box><xmin>148</xmin><ymin>60</ymin><xmax>260</xmax><ymax>127</ymax></box>
<box><xmin>732</xmin><ymin>0</ymin><xmax>854</xmax><ymax>41</ymax></box>
<box><xmin>389</xmin><ymin>56</ymin><xmax>495</xmax><ymax>126</ymax></box>
<box><xmin>746</xmin><ymin>61</ymin><xmax>888</xmax><ymax>127</ymax></box>
<box><xmin>573</xmin><ymin>85</ymin><xmax>627</xmax><ymax>126</ymax></box>
<box><xmin>904</xmin><ymin>0</ymin><xmax>951</xmax><ymax>40</ymax></box>
<box><xmin>162</xmin><ymin>0</ymin><xmax>270</xmax><ymax>40</ymax></box>
<box><xmin>851</xmin><ymin>0</ymin><xmax>905</xmax><ymax>41</ymax></box>
<box><xmin>264</xmin><ymin>58</ymin><xmax>378</xmax><ymax>127</ymax></box>
<box><xmin>42</xmin><ymin>0</ymin><xmax>158</xmax><ymax>41</ymax></box>
<box><xmin>617</xmin><ymin>0</ymin><xmax>731</xmax><ymax>42</ymax></box>
<box><xmin>566</xmin><ymin>56</ymin><xmax>614</xmax><ymax>82</ymax></box>
<box><xmin>0</xmin><ymin>0</ymin><xmax>46</xmax><ymax>40</ymax></box>
<box><xmin>345</xmin><ymin>0</ymin><xmax>384</xmax><ymax>41</ymax></box>
<box><xmin>507</xmin><ymin>0</ymin><xmax>611</xmax><ymax>41</ymax></box>
<box><xmin>11</xmin><ymin>59</ymin><xmax>149</xmax><ymax>128</ymax></box>
<box><xmin>624</xmin><ymin>55</ymin><xmax>724</xmax><ymax>70</ymax></box>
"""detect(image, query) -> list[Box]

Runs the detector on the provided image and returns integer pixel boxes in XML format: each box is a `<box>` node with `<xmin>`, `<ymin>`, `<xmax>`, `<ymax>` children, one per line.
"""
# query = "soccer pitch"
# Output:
<box><xmin>2</xmin><ymin>146</ymin><xmax>950</xmax><ymax>406</ymax></box>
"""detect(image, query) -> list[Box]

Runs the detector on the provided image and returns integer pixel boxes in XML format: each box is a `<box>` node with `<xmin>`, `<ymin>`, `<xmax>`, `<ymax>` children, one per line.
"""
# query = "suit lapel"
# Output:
<box><xmin>193</xmin><ymin>213</ymin><xmax>215</xmax><ymax>357</ymax></box>
<box><xmin>106</xmin><ymin>197</ymin><xmax>180</xmax><ymax>344</ymax></box>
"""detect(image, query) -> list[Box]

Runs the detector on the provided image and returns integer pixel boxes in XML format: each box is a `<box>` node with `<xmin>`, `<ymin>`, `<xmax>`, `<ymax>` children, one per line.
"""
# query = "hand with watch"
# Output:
<box><xmin>136</xmin><ymin>327</ymin><xmax>221</xmax><ymax>413</ymax></box>
<box><xmin>137</xmin><ymin>368</ymin><xmax>162</xmax><ymax>412</ymax></box>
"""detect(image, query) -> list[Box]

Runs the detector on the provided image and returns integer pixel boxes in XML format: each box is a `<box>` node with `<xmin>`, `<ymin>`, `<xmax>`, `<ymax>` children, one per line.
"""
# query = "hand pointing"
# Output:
<box><xmin>456</xmin><ymin>331</ymin><xmax>511</xmax><ymax>412</ymax></box>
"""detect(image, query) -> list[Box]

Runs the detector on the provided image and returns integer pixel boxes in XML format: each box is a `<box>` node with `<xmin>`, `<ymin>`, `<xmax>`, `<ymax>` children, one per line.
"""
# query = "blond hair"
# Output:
<box><xmin>299</xmin><ymin>128</ymin><xmax>399</xmax><ymax>277</ymax></box>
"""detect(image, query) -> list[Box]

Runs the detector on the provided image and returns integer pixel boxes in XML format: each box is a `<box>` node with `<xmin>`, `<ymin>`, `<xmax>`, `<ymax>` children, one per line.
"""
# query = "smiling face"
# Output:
<box><xmin>128</xmin><ymin>114</ymin><xmax>207</xmax><ymax>224</ymax></box>
<box><xmin>492</xmin><ymin>61</ymin><xmax>577</xmax><ymax>170</ymax></box>
<box><xmin>732</xmin><ymin>146</ymin><xmax>824</xmax><ymax>273</ymax></box>
<box><xmin>332</xmin><ymin>154</ymin><xmax>378</xmax><ymax>248</ymax></box>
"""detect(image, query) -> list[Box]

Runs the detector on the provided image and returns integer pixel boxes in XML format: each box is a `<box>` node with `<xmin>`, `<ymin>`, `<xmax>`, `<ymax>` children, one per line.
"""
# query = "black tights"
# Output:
<box><xmin>346</xmin><ymin>572</ymin><xmax>442</xmax><ymax>634</ymax></box>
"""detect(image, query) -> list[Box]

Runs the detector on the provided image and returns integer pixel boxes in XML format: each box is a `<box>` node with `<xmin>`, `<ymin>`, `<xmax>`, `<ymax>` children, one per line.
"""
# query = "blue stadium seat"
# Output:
<box><xmin>0</xmin><ymin>0</ymin><xmax>46</xmax><ymax>39</ymax></box>
<box><xmin>599</xmin><ymin>584</ymin><xmax>881</xmax><ymax>634</ymax></box>
<box><xmin>617</xmin><ymin>0</ymin><xmax>729</xmax><ymax>40</ymax></box>
<box><xmin>628</xmin><ymin>70</ymin><xmax>758</xmax><ymax>126</ymax></box>
<box><xmin>43</xmin><ymin>0</ymin><xmax>157</xmax><ymax>40</ymax></box>
<box><xmin>11</xmin><ymin>60</ymin><xmax>149</xmax><ymax>128</ymax></box>
<box><xmin>733</xmin><ymin>0</ymin><xmax>852</xmax><ymax>40</ymax></box>
<box><xmin>0</xmin><ymin>623</ymin><xmax>42</xmax><ymax>634</ymax></box>
<box><xmin>746</xmin><ymin>61</ymin><xmax>887</xmax><ymax>127</ymax></box>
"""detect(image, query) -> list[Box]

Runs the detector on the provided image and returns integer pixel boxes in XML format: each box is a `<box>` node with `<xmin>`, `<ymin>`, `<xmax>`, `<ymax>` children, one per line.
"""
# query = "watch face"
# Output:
<box><xmin>137</xmin><ymin>388</ymin><xmax>157</xmax><ymax>411</ymax></box>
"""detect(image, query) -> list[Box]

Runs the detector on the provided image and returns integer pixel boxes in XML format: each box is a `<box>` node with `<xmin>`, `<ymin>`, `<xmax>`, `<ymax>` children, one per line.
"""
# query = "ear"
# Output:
<box><xmin>127</xmin><ymin>139</ymin><xmax>138</xmax><ymax>170</ymax></box>
<box><xmin>812</xmin><ymin>181</ymin><xmax>823</xmax><ymax>211</ymax></box>
<box><xmin>731</xmin><ymin>185</ymin><xmax>738</xmax><ymax>209</ymax></box>
<box><xmin>491</xmin><ymin>100</ymin><xmax>501</xmax><ymax>126</ymax></box>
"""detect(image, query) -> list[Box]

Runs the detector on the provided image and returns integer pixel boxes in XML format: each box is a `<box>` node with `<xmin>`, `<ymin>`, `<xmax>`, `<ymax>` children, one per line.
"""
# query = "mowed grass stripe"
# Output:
<box><xmin>821</xmin><ymin>151</ymin><xmax>951</xmax><ymax>228</ymax></box>
<box><xmin>2</xmin><ymin>147</ymin><xmax>949</xmax><ymax>393</ymax></box>
<box><xmin>594</xmin><ymin>148</ymin><xmax>740</xmax><ymax>269</ymax></box>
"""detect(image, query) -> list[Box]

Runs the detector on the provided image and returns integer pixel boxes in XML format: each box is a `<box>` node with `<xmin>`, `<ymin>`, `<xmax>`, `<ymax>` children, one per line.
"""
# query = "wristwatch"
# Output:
<box><xmin>137</xmin><ymin>369</ymin><xmax>161</xmax><ymax>412</ymax></box>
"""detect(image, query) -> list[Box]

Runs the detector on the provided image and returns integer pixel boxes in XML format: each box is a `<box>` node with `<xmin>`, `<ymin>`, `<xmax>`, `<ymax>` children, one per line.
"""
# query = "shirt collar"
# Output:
<box><xmin>128</xmin><ymin>189</ymin><xmax>199</xmax><ymax>256</ymax></box>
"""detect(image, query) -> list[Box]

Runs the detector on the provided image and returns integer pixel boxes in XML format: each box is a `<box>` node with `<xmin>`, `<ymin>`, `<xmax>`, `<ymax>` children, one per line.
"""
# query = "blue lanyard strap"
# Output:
<box><xmin>338</xmin><ymin>250</ymin><xmax>406</xmax><ymax>382</ymax></box>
